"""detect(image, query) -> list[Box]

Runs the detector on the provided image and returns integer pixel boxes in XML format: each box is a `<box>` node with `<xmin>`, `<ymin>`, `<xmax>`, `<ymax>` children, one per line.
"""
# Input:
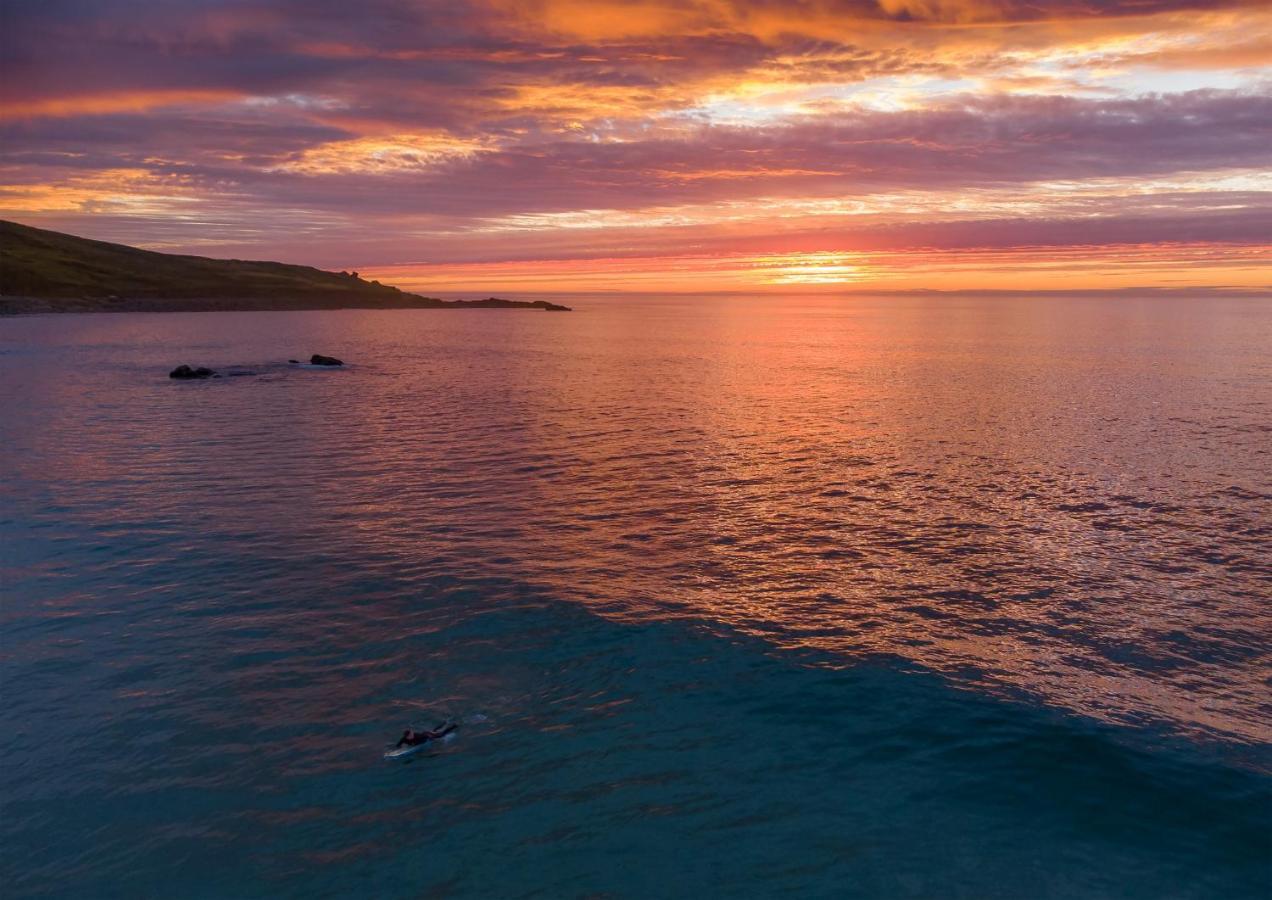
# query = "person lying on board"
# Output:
<box><xmin>396</xmin><ymin>723</ymin><xmax>457</xmax><ymax>747</ymax></box>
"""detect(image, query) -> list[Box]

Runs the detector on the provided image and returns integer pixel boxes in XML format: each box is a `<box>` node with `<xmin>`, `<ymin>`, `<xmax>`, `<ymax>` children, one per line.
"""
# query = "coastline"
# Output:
<box><xmin>0</xmin><ymin>221</ymin><xmax>571</xmax><ymax>314</ymax></box>
<box><xmin>0</xmin><ymin>295</ymin><xmax>571</xmax><ymax>314</ymax></box>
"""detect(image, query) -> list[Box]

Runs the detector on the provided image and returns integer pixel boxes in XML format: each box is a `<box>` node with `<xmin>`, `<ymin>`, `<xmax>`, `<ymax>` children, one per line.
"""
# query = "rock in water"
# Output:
<box><xmin>170</xmin><ymin>365</ymin><xmax>215</xmax><ymax>379</ymax></box>
<box><xmin>310</xmin><ymin>354</ymin><xmax>343</xmax><ymax>366</ymax></box>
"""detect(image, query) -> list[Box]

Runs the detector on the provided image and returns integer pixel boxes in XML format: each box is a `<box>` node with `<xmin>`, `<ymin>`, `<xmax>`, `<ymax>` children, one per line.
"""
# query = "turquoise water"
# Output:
<box><xmin>2</xmin><ymin>297</ymin><xmax>1269</xmax><ymax>897</ymax></box>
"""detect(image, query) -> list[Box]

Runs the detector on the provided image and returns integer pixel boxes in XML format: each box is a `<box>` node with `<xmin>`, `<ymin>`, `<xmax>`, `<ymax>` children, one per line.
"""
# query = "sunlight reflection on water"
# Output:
<box><xmin>2</xmin><ymin>295</ymin><xmax>1269</xmax><ymax>896</ymax></box>
<box><xmin>3</xmin><ymin>295</ymin><xmax>1269</xmax><ymax>743</ymax></box>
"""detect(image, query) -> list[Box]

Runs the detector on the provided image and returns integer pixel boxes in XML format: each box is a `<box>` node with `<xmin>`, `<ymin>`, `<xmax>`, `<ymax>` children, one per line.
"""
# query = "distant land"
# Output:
<box><xmin>0</xmin><ymin>220</ymin><xmax>570</xmax><ymax>313</ymax></box>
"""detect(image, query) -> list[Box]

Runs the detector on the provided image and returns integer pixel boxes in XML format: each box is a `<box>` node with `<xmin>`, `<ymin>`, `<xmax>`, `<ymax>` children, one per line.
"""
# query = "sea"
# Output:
<box><xmin>1</xmin><ymin>295</ymin><xmax>1269</xmax><ymax>898</ymax></box>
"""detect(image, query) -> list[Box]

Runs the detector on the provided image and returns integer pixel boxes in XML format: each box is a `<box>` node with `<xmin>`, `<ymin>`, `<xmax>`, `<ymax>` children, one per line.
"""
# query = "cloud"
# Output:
<box><xmin>1</xmin><ymin>0</ymin><xmax>1269</xmax><ymax>289</ymax></box>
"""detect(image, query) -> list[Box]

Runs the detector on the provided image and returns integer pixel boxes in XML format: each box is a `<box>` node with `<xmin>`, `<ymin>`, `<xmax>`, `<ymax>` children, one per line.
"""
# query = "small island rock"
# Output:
<box><xmin>170</xmin><ymin>365</ymin><xmax>215</xmax><ymax>379</ymax></box>
<box><xmin>310</xmin><ymin>354</ymin><xmax>343</xmax><ymax>366</ymax></box>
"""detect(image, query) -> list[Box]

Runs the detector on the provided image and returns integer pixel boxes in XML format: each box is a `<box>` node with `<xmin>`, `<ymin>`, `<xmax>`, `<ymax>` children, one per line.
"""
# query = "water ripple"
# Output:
<box><xmin>2</xmin><ymin>297</ymin><xmax>1269</xmax><ymax>896</ymax></box>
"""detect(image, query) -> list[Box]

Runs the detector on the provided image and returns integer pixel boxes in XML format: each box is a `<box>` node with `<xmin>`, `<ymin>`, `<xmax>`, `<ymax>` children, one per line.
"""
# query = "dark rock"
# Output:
<box><xmin>310</xmin><ymin>354</ymin><xmax>343</xmax><ymax>366</ymax></box>
<box><xmin>288</xmin><ymin>359</ymin><xmax>300</xmax><ymax>364</ymax></box>
<box><xmin>455</xmin><ymin>297</ymin><xmax>571</xmax><ymax>311</ymax></box>
<box><xmin>170</xmin><ymin>365</ymin><xmax>215</xmax><ymax>379</ymax></box>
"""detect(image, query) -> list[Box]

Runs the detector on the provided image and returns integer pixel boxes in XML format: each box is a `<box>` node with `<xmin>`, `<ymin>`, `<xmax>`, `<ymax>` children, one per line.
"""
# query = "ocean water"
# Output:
<box><xmin>1</xmin><ymin>295</ymin><xmax>1268</xmax><ymax>898</ymax></box>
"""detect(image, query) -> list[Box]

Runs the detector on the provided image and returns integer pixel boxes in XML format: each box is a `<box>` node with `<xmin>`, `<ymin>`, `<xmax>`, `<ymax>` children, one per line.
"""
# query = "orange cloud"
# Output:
<box><xmin>0</xmin><ymin>169</ymin><xmax>204</xmax><ymax>214</ymax></box>
<box><xmin>273</xmin><ymin>133</ymin><xmax>493</xmax><ymax>175</ymax></box>
<box><xmin>0</xmin><ymin>89</ymin><xmax>240</xmax><ymax>121</ymax></box>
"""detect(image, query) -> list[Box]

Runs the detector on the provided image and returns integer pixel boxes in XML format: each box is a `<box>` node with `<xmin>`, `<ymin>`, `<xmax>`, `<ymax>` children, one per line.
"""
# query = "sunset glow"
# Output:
<box><xmin>3</xmin><ymin>0</ymin><xmax>1270</xmax><ymax>293</ymax></box>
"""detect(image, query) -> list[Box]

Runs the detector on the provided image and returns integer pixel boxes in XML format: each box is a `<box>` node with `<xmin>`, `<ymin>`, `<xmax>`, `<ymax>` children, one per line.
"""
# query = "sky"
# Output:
<box><xmin>2</xmin><ymin>0</ymin><xmax>1271</xmax><ymax>294</ymax></box>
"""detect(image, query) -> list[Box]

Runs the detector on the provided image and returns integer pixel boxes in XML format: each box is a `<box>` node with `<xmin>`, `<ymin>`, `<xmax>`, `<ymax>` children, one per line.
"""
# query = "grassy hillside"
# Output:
<box><xmin>0</xmin><ymin>219</ymin><xmax>444</xmax><ymax>311</ymax></box>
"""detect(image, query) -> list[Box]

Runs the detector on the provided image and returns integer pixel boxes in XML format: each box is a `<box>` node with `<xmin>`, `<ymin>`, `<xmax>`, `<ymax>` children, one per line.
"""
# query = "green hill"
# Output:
<box><xmin>0</xmin><ymin>220</ymin><xmax>568</xmax><ymax>312</ymax></box>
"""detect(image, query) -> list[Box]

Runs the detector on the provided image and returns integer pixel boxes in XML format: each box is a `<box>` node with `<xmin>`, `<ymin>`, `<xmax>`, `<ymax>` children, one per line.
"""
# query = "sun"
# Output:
<box><xmin>752</xmin><ymin>252</ymin><xmax>867</xmax><ymax>285</ymax></box>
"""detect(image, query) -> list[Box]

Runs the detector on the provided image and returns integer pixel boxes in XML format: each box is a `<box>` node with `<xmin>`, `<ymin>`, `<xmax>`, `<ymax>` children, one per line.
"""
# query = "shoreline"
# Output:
<box><xmin>0</xmin><ymin>295</ymin><xmax>571</xmax><ymax>315</ymax></box>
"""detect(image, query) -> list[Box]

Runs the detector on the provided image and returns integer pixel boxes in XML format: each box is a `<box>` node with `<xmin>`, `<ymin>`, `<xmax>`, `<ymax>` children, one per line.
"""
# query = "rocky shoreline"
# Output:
<box><xmin>0</xmin><ymin>295</ymin><xmax>571</xmax><ymax>314</ymax></box>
